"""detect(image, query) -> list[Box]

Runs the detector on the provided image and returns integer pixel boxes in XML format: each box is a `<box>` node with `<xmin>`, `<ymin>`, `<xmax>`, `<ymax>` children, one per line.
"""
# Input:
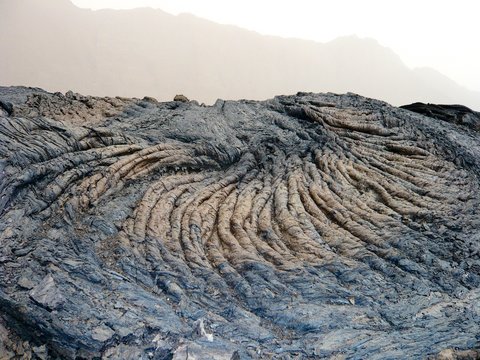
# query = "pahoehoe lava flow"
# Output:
<box><xmin>0</xmin><ymin>87</ymin><xmax>479</xmax><ymax>359</ymax></box>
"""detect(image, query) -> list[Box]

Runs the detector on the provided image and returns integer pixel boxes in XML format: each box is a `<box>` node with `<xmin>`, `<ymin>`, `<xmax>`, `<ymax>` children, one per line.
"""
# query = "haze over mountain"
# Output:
<box><xmin>1</xmin><ymin>0</ymin><xmax>480</xmax><ymax>109</ymax></box>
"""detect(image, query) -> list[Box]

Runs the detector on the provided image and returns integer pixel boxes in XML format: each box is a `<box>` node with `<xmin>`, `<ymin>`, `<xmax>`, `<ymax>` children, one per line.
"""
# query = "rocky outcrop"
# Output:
<box><xmin>6</xmin><ymin>88</ymin><xmax>136</xmax><ymax>126</ymax></box>
<box><xmin>0</xmin><ymin>87</ymin><xmax>479</xmax><ymax>359</ymax></box>
<box><xmin>401</xmin><ymin>102</ymin><xmax>480</xmax><ymax>131</ymax></box>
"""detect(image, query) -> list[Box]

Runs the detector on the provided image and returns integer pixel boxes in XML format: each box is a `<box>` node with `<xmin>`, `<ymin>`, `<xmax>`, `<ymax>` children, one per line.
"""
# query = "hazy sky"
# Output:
<box><xmin>73</xmin><ymin>0</ymin><xmax>480</xmax><ymax>92</ymax></box>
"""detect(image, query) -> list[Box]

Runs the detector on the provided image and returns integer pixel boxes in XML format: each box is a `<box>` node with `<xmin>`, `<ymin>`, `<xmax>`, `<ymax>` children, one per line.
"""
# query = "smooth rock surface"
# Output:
<box><xmin>0</xmin><ymin>87</ymin><xmax>479</xmax><ymax>359</ymax></box>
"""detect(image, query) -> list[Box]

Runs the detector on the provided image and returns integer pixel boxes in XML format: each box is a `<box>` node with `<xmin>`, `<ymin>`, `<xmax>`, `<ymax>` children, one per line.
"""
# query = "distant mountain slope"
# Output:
<box><xmin>1</xmin><ymin>0</ymin><xmax>479</xmax><ymax>108</ymax></box>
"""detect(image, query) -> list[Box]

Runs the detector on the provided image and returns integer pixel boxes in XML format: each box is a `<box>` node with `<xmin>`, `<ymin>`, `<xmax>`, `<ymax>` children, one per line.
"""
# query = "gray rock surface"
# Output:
<box><xmin>29</xmin><ymin>275</ymin><xmax>65</xmax><ymax>311</ymax></box>
<box><xmin>0</xmin><ymin>86</ymin><xmax>479</xmax><ymax>359</ymax></box>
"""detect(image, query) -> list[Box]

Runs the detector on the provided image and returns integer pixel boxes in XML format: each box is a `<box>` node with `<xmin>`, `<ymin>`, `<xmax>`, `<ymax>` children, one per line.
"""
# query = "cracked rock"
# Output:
<box><xmin>29</xmin><ymin>275</ymin><xmax>65</xmax><ymax>311</ymax></box>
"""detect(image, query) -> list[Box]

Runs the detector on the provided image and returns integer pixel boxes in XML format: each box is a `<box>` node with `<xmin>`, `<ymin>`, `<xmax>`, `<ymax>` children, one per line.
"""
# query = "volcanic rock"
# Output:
<box><xmin>174</xmin><ymin>94</ymin><xmax>190</xmax><ymax>103</ymax></box>
<box><xmin>401</xmin><ymin>102</ymin><xmax>480</xmax><ymax>131</ymax></box>
<box><xmin>29</xmin><ymin>274</ymin><xmax>65</xmax><ymax>311</ymax></box>
<box><xmin>0</xmin><ymin>86</ymin><xmax>479</xmax><ymax>359</ymax></box>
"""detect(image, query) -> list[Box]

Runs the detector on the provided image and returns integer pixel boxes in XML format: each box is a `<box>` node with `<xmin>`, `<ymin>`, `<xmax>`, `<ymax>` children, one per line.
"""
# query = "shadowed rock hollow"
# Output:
<box><xmin>0</xmin><ymin>87</ymin><xmax>479</xmax><ymax>359</ymax></box>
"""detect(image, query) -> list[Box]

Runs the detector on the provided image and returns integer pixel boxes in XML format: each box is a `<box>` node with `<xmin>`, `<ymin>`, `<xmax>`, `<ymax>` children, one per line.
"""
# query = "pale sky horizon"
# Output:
<box><xmin>70</xmin><ymin>0</ymin><xmax>480</xmax><ymax>93</ymax></box>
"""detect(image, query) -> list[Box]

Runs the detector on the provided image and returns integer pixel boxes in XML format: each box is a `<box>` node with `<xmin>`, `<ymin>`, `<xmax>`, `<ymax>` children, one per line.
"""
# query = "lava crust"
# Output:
<box><xmin>0</xmin><ymin>87</ymin><xmax>479</xmax><ymax>359</ymax></box>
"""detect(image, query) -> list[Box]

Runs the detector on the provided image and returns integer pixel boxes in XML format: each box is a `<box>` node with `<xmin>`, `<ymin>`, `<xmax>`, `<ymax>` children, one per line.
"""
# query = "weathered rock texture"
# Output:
<box><xmin>401</xmin><ymin>102</ymin><xmax>480</xmax><ymax>132</ymax></box>
<box><xmin>0</xmin><ymin>86</ymin><xmax>479</xmax><ymax>359</ymax></box>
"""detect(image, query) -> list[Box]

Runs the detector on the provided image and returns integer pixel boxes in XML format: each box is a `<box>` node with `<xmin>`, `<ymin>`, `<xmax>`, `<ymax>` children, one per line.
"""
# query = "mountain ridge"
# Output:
<box><xmin>1</xmin><ymin>0</ymin><xmax>479</xmax><ymax>109</ymax></box>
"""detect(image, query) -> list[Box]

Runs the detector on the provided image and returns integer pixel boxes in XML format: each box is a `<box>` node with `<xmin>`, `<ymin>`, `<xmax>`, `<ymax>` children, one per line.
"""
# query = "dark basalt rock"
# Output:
<box><xmin>0</xmin><ymin>87</ymin><xmax>479</xmax><ymax>359</ymax></box>
<box><xmin>0</xmin><ymin>100</ymin><xmax>13</xmax><ymax>116</ymax></box>
<box><xmin>401</xmin><ymin>102</ymin><xmax>480</xmax><ymax>131</ymax></box>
